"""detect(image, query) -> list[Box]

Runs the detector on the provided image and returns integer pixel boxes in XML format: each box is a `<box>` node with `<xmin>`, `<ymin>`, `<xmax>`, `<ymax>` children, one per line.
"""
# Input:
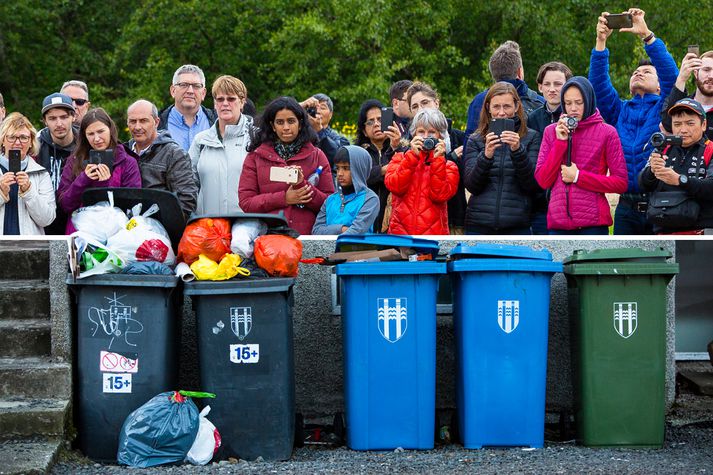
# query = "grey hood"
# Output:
<box><xmin>342</xmin><ymin>145</ymin><xmax>371</xmax><ymax>193</ymax></box>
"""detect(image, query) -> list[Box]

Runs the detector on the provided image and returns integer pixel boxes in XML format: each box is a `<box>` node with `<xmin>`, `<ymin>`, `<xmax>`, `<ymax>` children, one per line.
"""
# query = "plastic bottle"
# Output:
<box><xmin>297</xmin><ymin>166</ymin><xmax>323</xmax><ymax>208</ymax></box>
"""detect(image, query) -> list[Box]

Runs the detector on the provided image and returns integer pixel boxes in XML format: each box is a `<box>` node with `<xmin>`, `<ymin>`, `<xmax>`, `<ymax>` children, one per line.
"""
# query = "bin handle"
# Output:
<box><xmin>179</xmin><ymin>390</ymin><xmax>216</xmax><ymax>399</ymax></box>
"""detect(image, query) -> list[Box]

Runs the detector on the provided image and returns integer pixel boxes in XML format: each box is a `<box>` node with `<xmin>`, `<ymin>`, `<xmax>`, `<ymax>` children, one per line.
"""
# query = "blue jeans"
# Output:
<box><xmin>549</xmin><ymin>226</ymin><xmax>609</xmax><ymax>236</ymax></box>
<box><xmin>530</xmin><ymin>211</ymin><xmax>549</xmax><ymax>235</ymax></box>
<box><xmin>614</xmin><ymin>202</ymin><xmax>653</xmax><ymax>235</ymax></box>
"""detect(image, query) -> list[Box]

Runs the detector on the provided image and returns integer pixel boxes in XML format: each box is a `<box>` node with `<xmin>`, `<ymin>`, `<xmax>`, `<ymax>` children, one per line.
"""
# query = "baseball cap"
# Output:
<box><xmin>41</xmin><ymin>93</ymin><xmax>75</xmax><ymax>116</ymax></box>
<box><xmin>668</xmin><ymin>98</ymin><xmax>705</xmax><ymax>118</ymax></box>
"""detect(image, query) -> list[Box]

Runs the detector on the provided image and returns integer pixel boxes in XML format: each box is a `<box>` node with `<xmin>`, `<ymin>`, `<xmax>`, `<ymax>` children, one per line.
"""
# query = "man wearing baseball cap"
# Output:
<box><xmin>37</xmin><ymin>92</ymin><xmax>78</xmax><ymax>234</ymax></box>
<box><xmin>639</xmin><ymin>98</ymin><xmax>713</xmax><ymax>234</ymax></box>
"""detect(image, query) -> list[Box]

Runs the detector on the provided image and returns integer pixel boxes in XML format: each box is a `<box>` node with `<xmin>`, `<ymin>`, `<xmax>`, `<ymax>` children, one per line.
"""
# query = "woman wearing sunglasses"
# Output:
<box><xmin>189</xmin><ymin>75</ymin><xmax>252</xmax><ymax>216</ymax></box>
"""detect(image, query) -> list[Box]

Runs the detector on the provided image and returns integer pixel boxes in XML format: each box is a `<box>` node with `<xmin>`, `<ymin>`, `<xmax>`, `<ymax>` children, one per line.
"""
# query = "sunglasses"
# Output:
<box><xmin>72</xmin><ymin>98</ymin><xmax>89</xmax><ymax>106</ymax></box>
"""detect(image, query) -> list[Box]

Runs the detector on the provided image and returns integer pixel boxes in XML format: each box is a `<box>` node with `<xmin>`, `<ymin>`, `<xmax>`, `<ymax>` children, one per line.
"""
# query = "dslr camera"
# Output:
<box><xmin>650</xmin><ymin>132</ymin><xmax>683</xmax><ymax>153</ymax></box>
<box><xmin>305</xmin><ymin>106</ymin><xmax>317</xmax><ymax>118</ymax></box>
<box><xmin>564</xmin><ymin>116</ymin><xmax>578</xmax><ymax>131</ymax></box>
<box><xmin>422</xmin><ymin>137</ymin><xmax>439</xmax><ymax>151</ymax></box>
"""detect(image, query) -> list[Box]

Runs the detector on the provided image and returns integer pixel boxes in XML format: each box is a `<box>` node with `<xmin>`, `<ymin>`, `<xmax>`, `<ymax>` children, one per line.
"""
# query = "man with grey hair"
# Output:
<box><xmin>158</xmin><ymin>64</ymin><xmax>217</xmax><ymax>151</ymax></box>
<box><xmin>125</xmin><ymin>99</ymin><xmax>198</xmax><ymax>218</ymax></box>
<box><xmin>60</xmin><ymin>80</ymin><xmax>91</xmax><ymax>125</ymax></box>
<box><xmin>300</xmin><ymin>93</ymin><xmax>350</xmax><ymax>174</ymax></box>
<box><xmin>464</xmin><ymin>41</ymin><xmax>544</xmax><ymax>137</ymax></box>
<box><xmin>0</xmin><ymin>92</ymin><xmax>5</xmax><ymax>123</ymax></box>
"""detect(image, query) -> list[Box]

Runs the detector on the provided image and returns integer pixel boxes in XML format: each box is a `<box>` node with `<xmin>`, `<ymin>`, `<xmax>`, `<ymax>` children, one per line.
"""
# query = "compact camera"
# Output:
<box><xmin>306</xmin><ymin>106</ymin><xmax>317</xmax><ymax>118</ymax></box>
<box><xmin>422</xmin><ymin>137</ymin><xmax>439</xmax><ymax>151</ymax></box>
<box><xmin>650</xmin><ymin>132</ymin><xmax>683</xmax><ymax>152</ymax></box>
<box><xmin>564</xmin><ymin>116</ymin><xmax>579</xmax><ymax>131</ymax></box>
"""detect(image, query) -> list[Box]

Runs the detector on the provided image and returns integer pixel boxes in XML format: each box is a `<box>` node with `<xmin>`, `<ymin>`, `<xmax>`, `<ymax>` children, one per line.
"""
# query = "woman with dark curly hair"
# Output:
<box><xmin>239</xmin><ymin>96</ymin><xmax>334</xmax><ymax>234</ymax></box>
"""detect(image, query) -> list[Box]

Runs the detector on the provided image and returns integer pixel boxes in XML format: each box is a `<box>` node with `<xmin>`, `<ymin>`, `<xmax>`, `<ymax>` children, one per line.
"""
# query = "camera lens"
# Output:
<box><xmin>565</xmin><ymin>117</ymin><xmax>578</xmax><ymax>130</ymax></box>
<box><xmin>306</xmin><ymin>107</ymin><xmax>317</xmax><ymax>118</ymax></box>
<box><xmin>422</xmin><ymin>137</ymin><xmax>438</xmax><ymax>151</ymax></box>
<box><xmin>650</xmin><ymin>132</ymin><xmax>665</xmax><ymax>148</ymax></box>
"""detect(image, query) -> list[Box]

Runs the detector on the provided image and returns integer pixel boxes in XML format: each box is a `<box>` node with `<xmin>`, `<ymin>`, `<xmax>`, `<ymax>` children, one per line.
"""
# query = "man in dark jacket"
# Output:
<box><xmin>157</xmin><ymin>64</ymin><xmax>217</xmax><ymax>151</ymax></box>
<box><xmin>37</xmin><ymin>92</ymin><xmax>78</xmax><ymax>234</ymax></box>
<box><xmin>300</xmin><ymin>93</ymin><xmax>350</xmax><ymax>173</ymax></box>
<box><xmin>465</xmin><ymin>41</ymin><xmax>544</xmax><ymax>138</ymax></box>
<box><xmin>126</xmin><ymin>100</ymin><xmax>198</xmax><ymax>219</ymax></box>
<box><xmin>661</xmin><ymin>51</ymin><xmax>713</xmax><ymax>140</ymax></box>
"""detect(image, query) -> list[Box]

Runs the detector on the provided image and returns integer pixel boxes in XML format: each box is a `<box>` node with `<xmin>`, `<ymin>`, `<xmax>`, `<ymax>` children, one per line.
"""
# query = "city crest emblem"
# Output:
<box><xmin>497</xmin><ymin>300</ymin><xmax>520</xmax><ymax>334</ymax></box>
<box><xmin>613</xmin><ymin>302</ymin><xmax>637</xmax><ymax>338</ymax></box>
<box><xmin>230</xmin><ymin>307</ymin><xmax>252</xmax><ymax>340</ymax></box>
<box><xmin>378</xmin><ymin>298</ymin><xmax>407</xmax><ymax>343</ymax></box>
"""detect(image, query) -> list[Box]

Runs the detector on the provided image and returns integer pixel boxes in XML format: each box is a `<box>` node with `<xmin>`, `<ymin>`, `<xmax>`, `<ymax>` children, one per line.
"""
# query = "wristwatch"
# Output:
<box><xmin>679</xmin><ymin>174</ymin><xmax>688</xmax><ymax>186</ymax></box>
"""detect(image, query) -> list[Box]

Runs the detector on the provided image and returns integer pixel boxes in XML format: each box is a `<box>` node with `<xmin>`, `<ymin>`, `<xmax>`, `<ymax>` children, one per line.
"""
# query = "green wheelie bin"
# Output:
<box><xmin>563</xmin><ymin>248</ymin><xmax>679</xmax><ymax>447</ymax></box>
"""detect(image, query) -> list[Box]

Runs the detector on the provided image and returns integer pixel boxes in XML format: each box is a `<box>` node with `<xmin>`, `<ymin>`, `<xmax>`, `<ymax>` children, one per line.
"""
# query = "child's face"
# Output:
<box><xmin>335</xmin><ymin>163</ymin><xmax>352</xmax><ymax>188</ymax></box>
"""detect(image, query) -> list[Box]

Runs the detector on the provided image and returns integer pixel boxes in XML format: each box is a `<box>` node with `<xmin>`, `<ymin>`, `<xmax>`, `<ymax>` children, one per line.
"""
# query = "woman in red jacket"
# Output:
<box><xmin>385</xmin><ymin>108</ymin><xmax>460</xmax><ymax>235</ymax></box>
<box><xmin>239</xmin><ymin>96</ymin><xmax>334</xmax><ymax>235</ymax></box>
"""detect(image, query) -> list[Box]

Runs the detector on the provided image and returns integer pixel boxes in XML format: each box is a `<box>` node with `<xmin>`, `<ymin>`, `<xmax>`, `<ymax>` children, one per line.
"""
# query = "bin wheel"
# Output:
<box><xmin>450</xmin><ymin>411</ymin><xmax>460</xmax><ymax>445</ymax></box>
<box><xmin>332</xmin><ymin>412</ymin><xmax>345</xmax><ymax>445</ymax></box>
<box><xmin>294</xmin><ymin>413</ymin><xmax>305</xmax><ymax>448</ymax></box>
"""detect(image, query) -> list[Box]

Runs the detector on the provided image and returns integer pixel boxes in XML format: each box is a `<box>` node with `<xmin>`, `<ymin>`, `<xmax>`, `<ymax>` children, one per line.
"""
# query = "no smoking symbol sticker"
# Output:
<box><xmin>100</xmin><ymin>351</ymin><xmax>139</xmax><ymax>373</ymax></box>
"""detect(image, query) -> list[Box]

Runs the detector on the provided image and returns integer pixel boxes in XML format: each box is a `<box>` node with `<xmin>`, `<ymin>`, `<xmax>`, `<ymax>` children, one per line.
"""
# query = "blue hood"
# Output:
<box><xmin>560</xmin><ymin>76</ymin><xmax>597</xmax><ymax>121</ymax></box>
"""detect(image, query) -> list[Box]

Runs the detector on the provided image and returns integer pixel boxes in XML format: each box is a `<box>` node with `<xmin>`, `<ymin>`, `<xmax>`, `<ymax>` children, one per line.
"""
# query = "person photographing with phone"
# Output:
<box><xmin>57</xmin><ymin>108</ymin><xmax>141</xmax><ymax>233</ymax></box>
<box><xmin>535</xmin><ymin>77</ymin><xmax>628</xmax><ymax>235</ymax></box>
<box><xmin>0</xmin><ymin>113</ymin><xmax>56</xmax><ymax>235</ymax></box>
<box><xmin>384</xmin><ymin>108</ymin><xmax>459</xmax><ymax>235</ymax></box>
<box><xmin>463</xmin><ymin>82</ymin><xmax>541</xmax><ymax>235</ymax></box>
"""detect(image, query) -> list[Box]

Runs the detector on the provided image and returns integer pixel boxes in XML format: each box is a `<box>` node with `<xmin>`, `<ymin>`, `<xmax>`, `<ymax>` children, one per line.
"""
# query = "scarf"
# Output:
<box><xmin>274</xmin><ymin>139</ymin><xmax>304</xmax><ymax>161</ymax></box>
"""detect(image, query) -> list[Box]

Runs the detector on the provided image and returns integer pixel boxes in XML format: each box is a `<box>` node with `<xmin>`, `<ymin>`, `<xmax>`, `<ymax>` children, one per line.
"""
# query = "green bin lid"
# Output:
<box><xmin>563</xmin><ymin>247</ymin><xmax>678</xmax><ymax>276</ymax></box>
<box><xmin>563</xmin><ymin>247</ymin><xmax>672</xmax><ymax>264</ymax></box>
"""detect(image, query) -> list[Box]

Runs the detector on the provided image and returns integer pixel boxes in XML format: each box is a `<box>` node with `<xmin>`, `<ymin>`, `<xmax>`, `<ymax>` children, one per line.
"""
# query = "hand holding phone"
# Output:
<box><xmin>688</xmin><ymin>45</ymin><xmax>700</xmax><ymax>57</ymax></box>
<box><xmin>380</xmin><ymin>107</ymin><xmax>394</xmax><ymax>133</ymax></box>
<box><xmin>8</xmin><ymin>149</ymin><xmax>21</xmax><ymax>174</ymax></box>
<box><xmin>490</xmin><ymin>118</ymin><xmax>515</xmax><ymax>136</ymax></box>
<box><xmin>270</xmin><ymin>166</ymin><xmax>299</xmax><ymax>184</ymax></box>
<box><xmin>89</xmin><ymin>149</ymin><xmax>114</xmax><ymax>172</ymax></box>
<box><xmin>605</xmin><ymin>13</ymin><xmax>633</xmax><ymax>30</ymax></box>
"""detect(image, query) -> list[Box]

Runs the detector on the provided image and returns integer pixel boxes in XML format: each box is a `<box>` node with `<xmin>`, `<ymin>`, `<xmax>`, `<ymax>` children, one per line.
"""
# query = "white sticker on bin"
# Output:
<box><xmin>229</xmin><ymin>344</ymin><xmax>260</xmax><ymax>364</ymax></box>
<box><xmin>99</xmin><ymin>351</ymin><xmax>138</xmax><ymax>373</ymax></box>
<box><xmin>103</xmin><ymin>373</ymin><xmax>132</xmax><ymax>393</ymax></box>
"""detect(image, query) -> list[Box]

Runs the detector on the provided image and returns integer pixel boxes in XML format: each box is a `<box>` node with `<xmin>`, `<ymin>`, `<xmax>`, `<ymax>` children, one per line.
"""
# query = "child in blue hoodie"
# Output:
<box><xmin>312</xmin><ymin>146</ymin><xmax>379</xmax><ymax>234</ymax></box>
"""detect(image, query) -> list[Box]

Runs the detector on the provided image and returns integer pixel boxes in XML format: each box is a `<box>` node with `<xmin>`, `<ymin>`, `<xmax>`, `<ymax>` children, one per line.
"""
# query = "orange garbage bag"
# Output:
<box><xmin>253</xmin><ymin>235</ymin><xmax>303</xmax><ymax>277</ymax></box>
<box><xmin>177</xmin><ymin>218</ymin><xmax>232</xmax><ymax>265</ymax></box>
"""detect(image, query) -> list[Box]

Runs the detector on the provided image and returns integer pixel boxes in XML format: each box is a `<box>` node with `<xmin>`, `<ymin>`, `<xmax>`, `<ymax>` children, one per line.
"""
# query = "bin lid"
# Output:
<box><xmin>336</xmin><ymin>260</ymin><xmax>447</xmax><ymax>276</ymax></box>
<box><xmin>187</xmin><ymin>212</ymin><xmax>288</xmax><ymax>230</ymax></box>
<box><xmin>563</xmin><ymin>247</ymin><xmax>672</xmax><ymax>264</ymax></box>
<box><xmin>448</xmin><ymin>259</ymin><xmax>562</xmax><ymax>274</ymax></box>
<box><xmin>66</xmin><ymin>272</ymin><xmax>178</xmax><ymax>288</ymax></box>
<box><xmin>449</xmin><ymin>243</ymin><xmax>553</xmax><ymax>261</ymax></box>
<box><xmin>563</xmin><ymin>248</ymin><xmax>678</xmax><ymax>276</ymax></box>
<box><xmin>335</xmin><ymin>234</ymin><xmax>440</xmax><ymax>258</ymax></box>
<box><xmin>82</xmin><ymin>187</ymin><xmax>185</xmax><ymax>252</ymax></box>
<box><xmin>184</xmin><ymin>277</ymin><xmax>294</xmax><ymax>295</ymax></box>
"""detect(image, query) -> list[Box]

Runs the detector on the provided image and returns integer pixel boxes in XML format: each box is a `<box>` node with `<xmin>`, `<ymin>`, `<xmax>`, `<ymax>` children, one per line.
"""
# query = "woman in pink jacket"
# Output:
<box><xmin>535</xmin><ymin>76</ymin><xmax>627</xmax><ymax>234</ymax></box>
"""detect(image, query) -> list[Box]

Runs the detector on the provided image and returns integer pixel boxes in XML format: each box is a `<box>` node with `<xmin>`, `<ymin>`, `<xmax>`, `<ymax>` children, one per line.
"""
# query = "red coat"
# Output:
<box><xmin>238</xmin><ymin>142</ymin><xmax>334</xmax><ymax>235</ymax></box>
<box><xmin>385</xmin><ymin>149</ymin><xmax>460</xmax><ymax>235</ymax></box>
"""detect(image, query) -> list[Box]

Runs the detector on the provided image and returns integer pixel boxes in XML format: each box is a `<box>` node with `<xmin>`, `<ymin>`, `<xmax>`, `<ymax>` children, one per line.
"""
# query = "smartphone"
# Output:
<box><xmin>605</xmin><ymin>13</ymin><xmax>633</xmax><ymax>30</ymax></box>
<box><xmin>490</xmin><ymin>118</ymin><xmax>515</xmax><ymax>136</ymax></box>
<box><xmin>269</xmin><ymin>166</ymin><xmax>299</xmax><ymax>184</ymax></box>
<box><xmin>8</xmin><ymin>149</ymin><xmax>21</xmax><ymax>174</ymax></box>
<box><xmin>89</xmin><ymin>149</ymin><xmax>115</xmax><ymax>171</ymax></box>
<box><xmin>380</xmin><ymin>107</ymin><xmax>394</xmax><ymax>132</ymax></box>
<box><xmin>688</xmin><ymin>45</ymin><xmax>700</xmax><ymax>57</ymax></box>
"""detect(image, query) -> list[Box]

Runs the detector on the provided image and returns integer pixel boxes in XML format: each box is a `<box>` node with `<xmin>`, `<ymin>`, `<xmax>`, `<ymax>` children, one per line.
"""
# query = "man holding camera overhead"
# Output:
<box><xmin>639</xmin><ymin>99</ymin><xmax>713</xmax><ymax>234</ymax></box>
<box><xmin>588</xmin><ymin>8</ymin><xmax>678</xmax><ymax>235</ymax></box>
<box><xmin>300</xmin><ymin>94</ymin><xmax>349</xmax><ymax>173</ymax></box>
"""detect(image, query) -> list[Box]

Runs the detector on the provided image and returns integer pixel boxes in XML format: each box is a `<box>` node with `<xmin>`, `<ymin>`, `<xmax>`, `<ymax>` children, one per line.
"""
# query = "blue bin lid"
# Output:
<box><xmin>335</xmin><ymin>234</ymin><xmax>440</xmax><ymax>258</ymax></box>
<box><xmin>449</xmin><ymin>243</ymin><xmax>553</xmax><ymax>261</ymax></box>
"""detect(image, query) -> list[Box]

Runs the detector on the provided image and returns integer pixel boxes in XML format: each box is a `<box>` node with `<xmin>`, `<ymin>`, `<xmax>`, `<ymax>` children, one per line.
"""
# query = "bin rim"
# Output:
<box><xmin>448</xmin><ymin>243</ymin><xmax>553</xmax><ymax>261</ymax></box>
<box><xmin>448</xmin><ymin>259</ymin><xmax>562</xmax><ymax>273</ymax></box>
<box><xmin>66</xmin><ymin>272</ymin><xmax>178</xmax><ymax>287</ymax></box>
<box><xmin>186</xmin><ymin>212</ymin><xmax>288</xmax><ymax>230</ymax></box>
<box><xmin>563</xmin><ymin>262</ymin><xmax>679</xmax><ymax>276</ymax></box>
<box><xmin>184</xmin><ymin>277</ymin><xmax>294</xmax><ymax>295</ymax></box>
<box><xmin>335</xmin><ymin>234</ymin><xmax>440</xmax><ymax>258</ymax></box>
<box><xmin>563</xmin><ymin>247</ymin><xmax>673</xmax><ymax>264</ymax></box>
<box><xmin>336</xmin><ymin>260</ymin><xmax>446</xmax><ymax>276</ymax></box>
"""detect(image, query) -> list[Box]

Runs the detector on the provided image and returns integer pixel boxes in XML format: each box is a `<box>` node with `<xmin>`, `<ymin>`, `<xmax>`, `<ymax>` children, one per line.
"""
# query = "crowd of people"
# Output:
<box><xmin>1</xmin><ymin>8</ymin><xmax>712</xmax><ymax>236</ymax></box>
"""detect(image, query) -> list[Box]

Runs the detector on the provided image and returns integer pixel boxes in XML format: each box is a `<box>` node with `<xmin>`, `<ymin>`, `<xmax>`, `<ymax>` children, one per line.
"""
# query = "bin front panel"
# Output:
<box><xmin>569</xmin><ymin>274</ymin><xmax>669</xmax><ymax>447</ymax></box>
<box><xmin>74</xmin><ymin>282</ymin><xmax>178</xmax><ymax>462</ymax></box>
<box><xmin>194</xmin><ymin>284</ymin><xmax>295</xmax><ymax>461</ymax></box>
<box><xmin>452</xmin><ymin>270</ymin><xmax>552</xmax><ymax>448</ymax></box>
<box><xmin>340</xmin><ymin>272</ymin><xmax>439</xmax><ymax>450</ymax></box>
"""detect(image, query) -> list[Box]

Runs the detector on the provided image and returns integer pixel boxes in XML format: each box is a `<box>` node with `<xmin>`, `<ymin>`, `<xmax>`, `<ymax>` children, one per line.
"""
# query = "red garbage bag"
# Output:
<box><xmin>177</xmin><ymin>218</ymin><xmax>232</xmax><ymax>265</ymax></box>
<box><xmin>254</xmin><ymin>235</ymin><xmax>303</xmax><ymax>277</ymax></box>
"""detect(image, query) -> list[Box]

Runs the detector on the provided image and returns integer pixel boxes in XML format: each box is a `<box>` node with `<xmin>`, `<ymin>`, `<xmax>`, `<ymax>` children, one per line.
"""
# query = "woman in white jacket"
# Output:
<box><xmin>0</xmin><ymin>113</ymin><xmax>56</xmax><ymax>235</ymax></box>
<box><xmin>189</xmin><ymin>75</ymin><xmax>253</xmax><ymax>216</ymax></box>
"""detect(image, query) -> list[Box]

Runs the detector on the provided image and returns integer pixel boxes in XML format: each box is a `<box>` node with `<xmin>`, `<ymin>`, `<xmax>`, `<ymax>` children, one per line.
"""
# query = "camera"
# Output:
<box><xmin>306</xmin><ymin>106</ymin><xmax>317</xmax><ymax>118</ymax></box>
<box><xmin>422</xmin><ymin>137</ymin><xmax>439</xmax><ymax>151</ymax></box>
<box><xmin>564</xmin><ymin>116</ymin><xmax>578</xmax><ymax>131</ymax></box>
<box><xmin>650</xmin><ymin>132</ymin><xmax>683</xmax><ymax>152</ymax></box>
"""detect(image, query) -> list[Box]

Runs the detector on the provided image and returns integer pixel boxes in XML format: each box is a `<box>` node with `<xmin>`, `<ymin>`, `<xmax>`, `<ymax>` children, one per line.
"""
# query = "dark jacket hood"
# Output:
<box><xmin>560</xmin><ymin>76</ymin><xmax>597</xmax><ymax>121</ymax></box>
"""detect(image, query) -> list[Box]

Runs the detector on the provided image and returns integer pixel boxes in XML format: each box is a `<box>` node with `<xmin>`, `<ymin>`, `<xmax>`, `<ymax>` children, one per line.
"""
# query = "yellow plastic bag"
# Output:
<box><xmin>190</xmin><ymin>254</ymin><xmax>219</xmax><ymax>281</ymax></box>
<box><xmin>214</xmin><ymin>253</ymin><xmax>250</xmax><ymax>281</ymax></box>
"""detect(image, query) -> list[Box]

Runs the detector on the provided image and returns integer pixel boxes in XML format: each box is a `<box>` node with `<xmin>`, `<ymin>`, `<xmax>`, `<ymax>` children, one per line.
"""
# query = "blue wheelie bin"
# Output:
<box><xmin>335</xmin><ymin>234</ymin><xmax>446</xmax><ymax>450</ymax></box>
<box><xmin>448</xmin><ymin>244</ymin><xmax>562</xmax><ymax>448</ymax></box>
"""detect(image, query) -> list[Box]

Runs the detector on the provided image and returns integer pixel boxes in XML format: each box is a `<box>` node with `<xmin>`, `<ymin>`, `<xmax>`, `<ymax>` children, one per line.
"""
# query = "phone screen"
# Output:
<box><xmin>381</xmin><ymin>107</ymin><xmax>394</xmax><ymax>133</ymax></box>
<box><xmin>8</xmin><ymin>149</ymin><xmax>21</xmax><ymax>174</ymax></box>
<box><xmin>90</xmin><ymin>149</ymin><xmax>114</xmax><ymax>171</ymax></box>
<box><xmin>605</xmin><ymin>13</ymin><xmax>633</xmax><ymax>29</ymax></box>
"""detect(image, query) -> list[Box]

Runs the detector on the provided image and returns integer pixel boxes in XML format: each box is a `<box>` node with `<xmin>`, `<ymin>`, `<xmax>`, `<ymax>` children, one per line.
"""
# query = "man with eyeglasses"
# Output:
<box><xmin>60</xmin><ymin>80</ymin><xmax>91</xmax><ymax>125</ymax></box>
<box><xmin>36</xmin><ymin>92</ymin><xmax>78</xmax><ymax>234</ymax></box>
<box><xmin>158</xmin><ymin>64</ymin><xmax>217</xmax><ymax>151</ymax></box>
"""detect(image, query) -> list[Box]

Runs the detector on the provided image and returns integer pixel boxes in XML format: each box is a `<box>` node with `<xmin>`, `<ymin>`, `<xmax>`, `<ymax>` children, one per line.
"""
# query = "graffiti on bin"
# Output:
<box><xmin>614</xmin><ymin>302</ymin><xmax>638</xmax><ymax>339</ymax></box>
<box><xmin>87</xmin><ymin>292</ymin><xmax>144</xmax><ymax>349</ymax></box>
<box><xmin>378</xmin><ymin>298</ymin><xmax>407</xmax><ymax>343</ymax></box>
<box><xmin>497</xmin><ymin>300</ymin><xmax>520</xmax><ymax>334</ymax></box>
<box><xmin>230</xmin><ymin>307</ymin><xmax>252</xmax><ymax>340</ymax></box>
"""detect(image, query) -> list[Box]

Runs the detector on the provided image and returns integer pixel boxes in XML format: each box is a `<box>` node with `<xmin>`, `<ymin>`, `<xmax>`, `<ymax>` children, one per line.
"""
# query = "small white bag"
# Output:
<box><xmin>185</xmin><ymin>406</ymin><xmax>221</xmax><ymax>465</ymax></box>
<box><xmin>230</xmin><ymin>219</ymin><xmax>268</xmax><ymax>259</ymax></box>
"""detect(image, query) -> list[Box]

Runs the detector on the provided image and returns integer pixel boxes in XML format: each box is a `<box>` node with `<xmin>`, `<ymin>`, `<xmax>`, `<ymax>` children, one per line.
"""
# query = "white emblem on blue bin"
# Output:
<box><xmin>497</xmin><ymin>300</ymin><xmax>520</xmax><ymax>333</ymax></box>
<box><xmin>230</xmin><ymin>307</ymin><xmax>252</xmax><ymax>340</ymax></box>
<box><xmin>613</xmin><ymin>302</ymin><xmax>637</xmax><ymax>338</ymax></box>
<box><xmin>378</xmin><ymin>298</ymin><xmax>407</xmax><ymax>343</ymax></box>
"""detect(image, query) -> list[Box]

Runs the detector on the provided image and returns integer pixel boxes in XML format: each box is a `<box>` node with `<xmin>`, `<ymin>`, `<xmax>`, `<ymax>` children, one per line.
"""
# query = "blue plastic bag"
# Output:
<box><xmin>117</xmin><ymin>391</ymin><xmax>202</xmax><ymax>468</ymax></box>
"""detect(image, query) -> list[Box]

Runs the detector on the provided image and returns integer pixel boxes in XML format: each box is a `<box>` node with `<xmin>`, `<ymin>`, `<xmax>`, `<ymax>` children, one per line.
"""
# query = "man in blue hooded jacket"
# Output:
<box><xmin>588</xmin><ymin>8</ymin><xmax>678</xmax><ymax>234</ymax></box>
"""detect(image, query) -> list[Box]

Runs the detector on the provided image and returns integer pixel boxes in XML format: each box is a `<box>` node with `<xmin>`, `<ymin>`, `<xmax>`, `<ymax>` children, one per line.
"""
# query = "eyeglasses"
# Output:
<box><xmin>175</xmin><ymin>82</ymin><xmax>204</xmax><ymax>90</ymax></box>
<box><xmin>6</xmin><ymin>134</ymin><xmax>31</xmax><ymax>144</ymax></box>
<box><xmin>71</xmin><ymin>98</ymin><xmax>88</xmax><ymax>106</ymax></box>
<box><xmin>215</xmin><ymin>96</ymin><xmax>240</xmax><ymax>103</ymax></box>
<box><xmin>365</xmin><ymin>118</ymin><xmax>382</xmax><ymax>126</ymax></box>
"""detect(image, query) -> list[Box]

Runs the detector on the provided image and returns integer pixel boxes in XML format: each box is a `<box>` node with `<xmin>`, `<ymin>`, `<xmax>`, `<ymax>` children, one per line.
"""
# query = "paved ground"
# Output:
<box><xmin>51</xmin><ymin>364</ymin><xmax>713</xmax><ymax>475</ymax></box>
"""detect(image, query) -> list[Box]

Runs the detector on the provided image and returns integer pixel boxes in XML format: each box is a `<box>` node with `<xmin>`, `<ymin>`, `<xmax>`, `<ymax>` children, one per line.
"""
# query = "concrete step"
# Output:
<box><xmin>0</xmin><ymin>280</ymin><xmax>50</xmax><ymax>321</ymax></box>
<box><xmin>0</xmin><ymin>241</ymin><xmax>49</xmax><ymax>281</ymax></box>
<box><xmin>0</xmin><ymin>358</ymin><xmax>71</xmax><ymax>399</ymax></box>
<box><xmin>0</xmin><ymin>399</ymin><xmax>69</xmax><ymax>439</ymax></box>
<box><xmin>0</xmin><ymin>320</ymin><xmax>51</xmax><ymax>358</ymax></box>
<box><xmin>0</xmin><ymin>437</ymin><xmax>63</xmax><ymax>475</ymax></box>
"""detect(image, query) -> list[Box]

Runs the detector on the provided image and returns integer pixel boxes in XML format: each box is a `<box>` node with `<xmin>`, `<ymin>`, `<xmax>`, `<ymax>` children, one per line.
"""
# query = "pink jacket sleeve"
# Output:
<box><xmin>576</xmin><ymin>129</ymin><xmax>628</xmax><ymax>194</ymax></box>
<box><xmin>57</xmin><ymin>155</ymin><xmax>94</xmax><ymax>213</ymax></box>
<box><xmin>535</xmin><ymin>127</ymin><xmax>566</xmax><ymax>189</ymax></box>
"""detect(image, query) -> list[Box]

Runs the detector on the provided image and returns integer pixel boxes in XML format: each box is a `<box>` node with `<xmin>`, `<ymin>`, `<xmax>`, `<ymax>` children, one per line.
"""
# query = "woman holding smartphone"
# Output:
<box><xmin>0</xmin><ymin>112</ymin><xmax>56</xmax><ymax>235</ymax></box>
<box><xmin>57</xmin><ymin>108</ymin><xmax>141</xmax><ymax>233</ymax></box>
<box><xmin>239</xmin><ymin>96</ymin><xmax>334</xmax><ymax>235</ymax></box>
<box><xmin>463</xmin><ymin>82</ymin><xmax>541</xmax><ymax>235</ymax></box>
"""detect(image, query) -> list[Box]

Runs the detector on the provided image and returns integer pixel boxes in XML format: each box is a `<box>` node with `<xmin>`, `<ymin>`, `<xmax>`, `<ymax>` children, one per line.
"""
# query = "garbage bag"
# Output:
<box><xmin>254</xmin><ymin>234</ymin><xmax>303</xmax><ymax>277</ymax></box>
<box><xmin>185</xmin><ymin>406</ymin><xmax>221</xmax><ymax>465</ymax></box>
<box><xmin>190</xmin><ymin>254</ymin><xmax>219</xmax><ymax>281</ymax></box>
<box><xmin>125</xmin><ymin>203</ymin><xmax>170</xmax><ymax>239</ymax></box>
<box><xmin>189</xmin><ymin>253</ymin><xmax>249</xmax><ymax>281</ymax></box>
<box><xmin>121</xmin><ymin>261</ymin><xmax>174</xmax><ymax>276</ymax></box>
<box><xmin>230</xmin><ymin>219</ymin><xmax>268</xmax><ymax>259</ymax></box>
<box><xmin>72</xmin><ymin>232</ymin><xmax>124</xmax><ymax>278</ymax></box>
<box><xmin>117</xmin><ymin>391</ymin><xmax>199</xmax><ymax>468</ymax></box>
<box><xmin>71</xmin><ymin>201</ymin><xmax>128</xmax><ymax>244</ymax></box>
<box><xmin>177</xmin><ymin>218</ymin><xmax>231</xmax><ymax>265</ymax></box>
<box><xmin>107</xmin><ymin>228</ymin><xmax>176</xmax><ymax>266</ymax></box>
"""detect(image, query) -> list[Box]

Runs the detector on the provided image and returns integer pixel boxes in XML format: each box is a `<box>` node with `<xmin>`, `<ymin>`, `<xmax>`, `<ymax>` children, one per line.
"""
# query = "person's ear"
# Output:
<box><xmin>517</xmin><ymin>67</ymin><xmax>525</xmax><ymax>80</ymax></box>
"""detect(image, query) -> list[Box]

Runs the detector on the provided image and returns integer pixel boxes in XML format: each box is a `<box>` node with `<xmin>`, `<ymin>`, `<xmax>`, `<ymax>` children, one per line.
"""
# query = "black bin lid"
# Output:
<box><xmin>187</xmin><ymin>212</ymin><xmax>290</xmax><ymax>231</ymax></box>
